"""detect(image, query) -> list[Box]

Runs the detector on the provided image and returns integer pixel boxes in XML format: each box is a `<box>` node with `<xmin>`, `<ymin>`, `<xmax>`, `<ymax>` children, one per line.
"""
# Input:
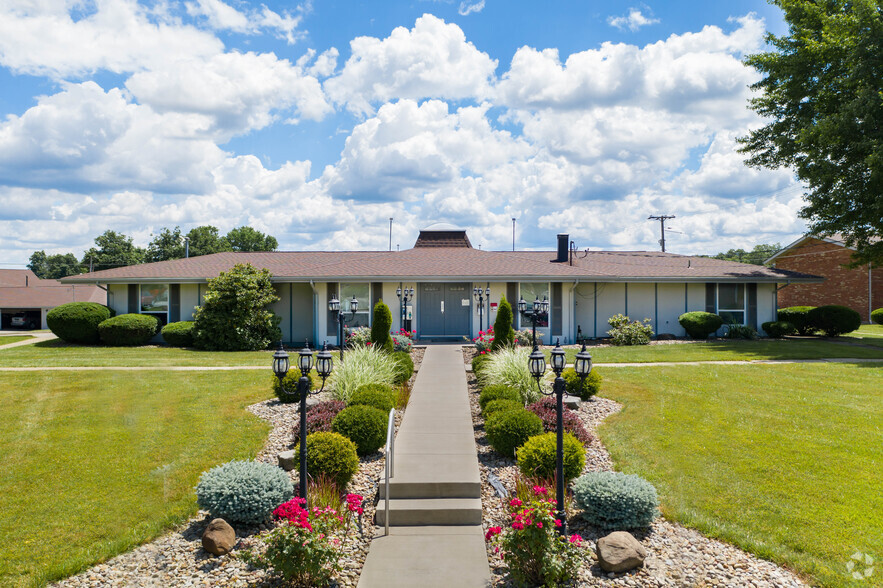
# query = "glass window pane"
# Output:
<box><xmin>141</xmin><ymin>284</ymin><xmax>169</xmax><ymax>312</ymax></box>
<box><xmin>718</xmin><ymin>284</ymin><xmax>744</xmax><ymax>310</ymax></box>
<box><xmin>341</xmin><ymin>283</ymin><xmax>370</xmax><ymax>316</ymax></box>
<box><xmin>719</xmin><ymin>311</ymin><xmax>745</xmax><ymax>325</ymax></box>
<box><xmin>520</xmin><ymin>282</ymin><xmax>549</xmax><ymax>327</ymax></box>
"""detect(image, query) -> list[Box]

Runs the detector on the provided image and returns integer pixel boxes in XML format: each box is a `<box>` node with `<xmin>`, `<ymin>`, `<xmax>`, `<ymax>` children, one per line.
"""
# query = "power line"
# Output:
<box><xmin>648</xmin><ymin>215</ymin><xmax>676</xmax><ymax>252</ymax></box>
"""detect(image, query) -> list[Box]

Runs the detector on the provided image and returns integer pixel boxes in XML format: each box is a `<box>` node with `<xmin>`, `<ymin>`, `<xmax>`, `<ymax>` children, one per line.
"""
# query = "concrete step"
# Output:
<box><xmin>375</xmin><ymin>497</ymin><xmax>482</xmax><ymax>526</ymax></box>
<box><xmin>379</xmin><ymin>478</ymin><xmax>481</xmax><ymax>499</ymax></box>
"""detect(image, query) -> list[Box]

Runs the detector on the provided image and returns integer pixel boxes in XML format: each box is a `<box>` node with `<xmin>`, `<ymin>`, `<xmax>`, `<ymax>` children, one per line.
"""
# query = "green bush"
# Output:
<box><xmin>491</xmin><ymin>295</ymin><xmax>515</xmax><ymax>350</ymax></box>
<box><xmin>678</xmin><ymin>311</ymin><xmax>723</xmax><ymax>339</ymax></box>
<box><xmin>563</xmin><ymin>367</ymin><xmax>602</xmax><ymax>400</ymax></box>
<box><xmin>329</xmin><ymin>345</ymin><xmax>400</xmax><ymax>403</ymax></box>
<box><xmin>777</xmin><ymin>306</ymin><xmax>816</xmax><ymax>335</ymax></box>
<box><xmin>479</xmin><ymin>384</ymin><xmax>521</xmax><ymax>412</ymax></box>
<box><xmin>482</xmin><ymin>398</ymin><xmax>523</xmax><ymax>419</ymax></box>
<box><xmin>517</xmin><ymin>432</ymin><xmax>585</xmax><ymax>483</ymax></box>
<box><xmin>725</xmin><ymin>324</ymin><xmax>758</xmax><ymax>340</ymax></box>
<box><xmin>391</xmin><ymin>350</ymin><xmax>414</xmax><ymax>384</ymax></box>
<box><xmin>271</xmin><ymin>370</ymin><xmax>314</xmax><ymax>404</ymax></box>
<box><xmin>872</xmin><ymin>308</ymin><xmax>883</xmax><ymax>325</ymax></box>
<box><xmin>161</xmin><ymin>321</ymin><xmax>195</xmax><ymax>346</ymax></box>
<box><xmin>46</xmin><ymin>302</ymin><xmax>114</xmax><ymax>344</ymax></box>
<box><xmin>808</xmin><ymin>305</ymin><xmax>862</xmax><ymax>336</ymax></box>
<box><xmin>196</xmin><ymin>460</ymin><xmax>293</xmax><ymax>524</ymax></box>
<box><xmin>485</xmin><ymin>409</ymin><xmax>544</xmax><ymax>458</ymax></box>
<box><xmin>349</xmin><ymin>385</ymin><xmax>395</xmax><ymax>413</ymax></box>
<box><xmin>192</xmin><ymin>263</ymin><xmax>282</xmax><ymax>351</ymax></box>
<box><xmin>97</xmin><ymin>313</ymin><xmax>158</xmax><ymax>346</ymax></box>
<box><xmin>480</xmin><ymin>347</ymin><xmax>540</xmax><ymax>404</ymax></box>
<box><xmin>370</xmin><ymin>300</ymin><xmax>394</xmax><ymax>353</ymax></box>
<box><xmin>762</xmin><ymin>320</ymin><xmax>796</xmax><ymax>338</ymax></box>
<box><xmin>471</xmin><ymin>353</ymin><xmax>490</xmax><ymax>377</ymax></box>
<box><xmin>295</xmin><ymin>432</ymin><xmax>360</xmax><ymax>489</ymax></box>
<box><xmin>572</xmin><ymin>471</ymin><xmax>659</xmax><ymax>530</ymax></box>
<box><xmin>606</xmin><ymin>314</ymin><xmax>654</xmax><ymax>345</ymax></box>
<box><xmin>332</xmin><ymin>405</ymin><xmax>387</xmax><ymax>455</ymax></box>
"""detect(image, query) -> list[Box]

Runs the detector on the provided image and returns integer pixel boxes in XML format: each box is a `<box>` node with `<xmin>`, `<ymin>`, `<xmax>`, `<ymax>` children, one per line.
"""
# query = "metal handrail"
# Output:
<box><xmin>384</xmin><ymin>408</ymin><xmax>396</xmax><ymax>536</ymax></box>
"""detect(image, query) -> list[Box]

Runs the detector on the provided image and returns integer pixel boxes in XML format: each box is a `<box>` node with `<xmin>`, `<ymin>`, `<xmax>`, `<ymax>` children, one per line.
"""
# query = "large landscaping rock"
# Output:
<box><xmin>596</xmin><ymin>531</ymin><xmax>647</xmax><ymax>573</ymax></box>
<box><xmin>277</xmin><ymin>450</ymin><xmax>296</xmax><ymax>471</ymax></box>
<box><xmin>202</xmin><ymin>518</ymin><xmax>236</xmax><ymax>556</ymax></box>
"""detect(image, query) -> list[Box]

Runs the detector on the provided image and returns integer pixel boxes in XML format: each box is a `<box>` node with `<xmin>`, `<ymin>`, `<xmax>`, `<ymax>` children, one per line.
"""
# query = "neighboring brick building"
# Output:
<box><xmin>767</xmin><ymin>235</ymin><xmax>883</xmax><ymax>322</ymax></box>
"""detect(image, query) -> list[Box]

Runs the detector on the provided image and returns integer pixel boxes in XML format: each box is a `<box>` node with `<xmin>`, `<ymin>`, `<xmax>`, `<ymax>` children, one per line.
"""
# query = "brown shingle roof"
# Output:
<box><xmin>0</xmin><ymin>272</ymin><xmax>104</xmax><ymax>308</ymax></box>
<box><xmin>61</xmin><ymin>247</ymin><xmax>821</xmax><ymax>284</ymax></box>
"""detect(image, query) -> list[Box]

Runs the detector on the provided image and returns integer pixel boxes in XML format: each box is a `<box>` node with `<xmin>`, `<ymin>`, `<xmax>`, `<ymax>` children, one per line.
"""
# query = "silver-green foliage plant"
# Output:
<box><xmin>196</xmin><ymin>460</ymin><xmax>293</xmax><ymax>524</ymax></box>
<box><xmin>572</xmin><ymin>471</ymin><xmax>658</xmax><ymax>530</ymax></box>
<box><xmin>328</xmin><ymin>345</ymin><xmax>399</xmax><ymax>403</ymax></box>
<box><xmin>606</xmin><ymin>314</ymin><xmax>654</xmax><ymax>345</ymax></box>
<box><xmin>479</xmin><ymin>347</ymin><xmax>545</xmax><ymax>404</ymax></box>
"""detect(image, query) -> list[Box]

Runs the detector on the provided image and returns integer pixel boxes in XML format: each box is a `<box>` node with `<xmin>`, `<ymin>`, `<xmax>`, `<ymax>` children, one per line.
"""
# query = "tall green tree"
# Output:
<box><xmin>226</xmin><ymin>226</ymin><xmax>278</xmax><ymax>252</ymax></box>
<box><xmin>186</xmin><ymin>225</ymin><xmax>231</xmax><ymax>257</ymax></box>
<box><xmin>27</xmin><ymin>251</ymin><xmax>84</xmax><ymax>279</ymax></box>
<box><xmin>146</xmin><ymin>227</ymin><xmax>186</xmax><ymax>262</ymax></box>
<box><xmin>82</xmin><ymin>231</ymin><xmax>145</xmax><ymax>272</ymax></box>
<box><xmin>739</xmin><ymin>0</ymin><xmax>883</xmax><ymax>265</ymax></box>
<box><xmin>711</xmin><ymin>243</ymin><xmax>782</xmax><ymax>265</ymax></box>
<box><xmin>491</xmin><ymin>295</ymin><xmax>516</xmax><ymax>350</ymax></box>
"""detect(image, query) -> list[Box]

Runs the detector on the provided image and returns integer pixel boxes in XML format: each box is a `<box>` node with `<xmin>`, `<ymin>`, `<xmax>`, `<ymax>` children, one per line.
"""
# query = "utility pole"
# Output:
<box><xmin>389</xmin><ymin>218</ymin><xmax>393</xmax><ymax>251</ymax></box>
<box><xmin>648</xmin><ymin>215</ymin><xmax>676</xmax><ymax>252</ymax></box>
<box><xmin>512</xmin><ymin>218</ymin><xmax>516</xmax><ymax>251</ymax></box>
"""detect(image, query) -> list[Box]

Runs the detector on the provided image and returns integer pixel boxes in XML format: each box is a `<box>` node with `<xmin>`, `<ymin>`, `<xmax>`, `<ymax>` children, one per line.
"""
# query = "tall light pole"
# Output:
<box><xmin>473</xmin><ymin>286</ymin><xmax>490</xmax><ymax>333</ymax></box>
<box><xmin>396</xmin><ymin>285</ymin><xmax>415</xmax><ymax>332</ymax></box>
<box><xmin>518</xmin><ymin>295</ymin><xmax>549</xmax><ymax>347</ymax></box>
<box><xmin>328</xmin><ymin>293</ymin><xmax>359</xmax><ymax>361</ymax></box>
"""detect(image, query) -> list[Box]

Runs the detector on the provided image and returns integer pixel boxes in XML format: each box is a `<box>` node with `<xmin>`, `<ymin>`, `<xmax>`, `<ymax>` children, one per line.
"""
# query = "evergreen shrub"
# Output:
<box><xmin>517</xmin><ymin>432</ymin><xmax>585</xmax><ymax>483</ymax></box>
<box><xmin>349</xmin><ymin>385</ymin><xmax>395</xmax><ymax>413</ymax></box>
<box><xmin>391</xmin><ymin>350</ymin><xmax>414</xmax><ymax>384</ymax></box>
<box><xmin>332</xmin><ymin>406</ymin><xmax>387</xmax><ymax>455</ymax></box>
<box><xmin>161</xmin><ymin>321</ymin><xmax>194</xmax><ymax>346</ymax></box>
<box><xmin>97</xmin><ymin>313</ymin><xmax>158</xmax><ymax>346</ymax></box>
<box><xmin>271</xmin><ymin>370</ymin><xmax>314</xmax><ymax>404</ymax></box>
<box><xmin>471</xmin><ymin>353</ymin><xmax>490</xmax><ymax>377</ymax></box>
<box><xmin>572</xmin><ymin>471</ymin><xmax>658</xmax><ymax>530</ymax></box>
<box><xmin>479</xmin><ymin>384</ymin><xmax>521</xmax><ymax>411</ymax></box>
<box><xmin>872</xmin><ymin>308</ymin><xmax>883</xmax><ymax>325</ymax></box>
<box><xmin>46</xmin><ymin>301</ymin><xmax>114</xmax><ymax>344</ymax></box>
<box><xmin>562</xmin><ymin>368</ymin><xmax>602</xmax><ymax>400</ymax></box>
<box><xmin>482</xmin><ymin>398</ymin><xmax>523</xmax><ymax>418</ymax></box>
<box><xmin>370</xmin><ymin>301</ymin><xmax>393</xmax><ymax>353</ymax></box>
<box><xmin>761</xmin><ymin>321</ymin><xmax>796</xmax><ymax>338</ymax></box>
<box><xmin>808</xmin><ymin>305</ymin><xmax>862</xmax><ymax>336</ymax></box>
<box><xmin>295</xmin><ymin>432</ymin><xmax>360</xmax><ymax>489</ymax></box>
<box><xmin>777</xmin><ymin>306</ymin><xmax>816</xmax><ymax>335</ymax></box>
<box><xmin>606</xmin><ymin>314</ymin><xmax>653</xmax><ymax>345</ymax></box>
<box><xmin>485</xmin><ymin>409</ymin><xmax>544</xmax><ymax>458</ymax></box>
<box><xmin>196</xmin><ymin>460</ymin><xmax>293</xmax><ymax>524</ymax></box>
<box><xmin>491</xmin><ymin>295</ymin><xmax>516</xmax><ymax>350</ymax></box>
<box><xmin>678</xmin><ymin>311</ymin><xmax>723</xmax><ymax>339</ymax></box>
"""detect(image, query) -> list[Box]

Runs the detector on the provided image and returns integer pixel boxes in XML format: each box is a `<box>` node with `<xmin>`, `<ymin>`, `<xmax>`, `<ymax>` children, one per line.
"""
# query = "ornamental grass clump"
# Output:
<box><xmin>526</xmin><ymin>397</ymin><xmax>593</xmax><ymax>445</ymax></box>
<box><xmin>480</xmin><ymin>347</ymin><xmax>543</xmax><ymax>404</ymax></box>
<box><xmin>196</xmin><ymin>460</ymin><xmax>293</xmax><ymax>524</ymax></box>
<box><xmin>517</xmin><ymin>432</ymin><xmax>585</xmax><ymax>483</ymax></box>
<box><xmin>485</xmin><ymin>409</ymin><xmax>544</xmax><ymax>458</ymax></box>
<box><xmin>328</xmin><ymin>345</ymin><xmax>400</xmax><ymax>403</ymax></box>
<box><xmin>485</xmin><ymin>485</ymin><xmax>585</xmax><ymax>587</ymax></box>
<box><xmin>572</xmin><ymin>471</ymin><xmax>658</xmax><ymax>530</ymax></box>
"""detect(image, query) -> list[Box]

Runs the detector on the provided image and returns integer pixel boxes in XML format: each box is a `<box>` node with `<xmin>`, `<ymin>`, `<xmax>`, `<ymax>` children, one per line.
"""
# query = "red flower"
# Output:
<box><xmin>484</xmin><ymin>526</ymin><xmax>502</xmax><ymax>541</ymax></box>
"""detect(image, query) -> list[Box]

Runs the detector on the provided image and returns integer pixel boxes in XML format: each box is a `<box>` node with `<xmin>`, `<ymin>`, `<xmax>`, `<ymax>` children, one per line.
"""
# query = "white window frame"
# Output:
<box><xmin>717</xmin><ymin>283</ymin><xmax>746</xmax><ymax>325</ymax></box>
<box><xmin>140</xmin><ymin>283</ymin><xmax>170</xmax><ymax>327</ymax></box>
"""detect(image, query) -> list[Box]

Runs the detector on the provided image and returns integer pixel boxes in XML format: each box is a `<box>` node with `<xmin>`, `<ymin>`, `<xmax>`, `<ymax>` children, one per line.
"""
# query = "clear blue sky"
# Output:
<box><xmin>0</xmin><ymin>0</ymin><xmax>804</xmax><ymax>266</ymax></box>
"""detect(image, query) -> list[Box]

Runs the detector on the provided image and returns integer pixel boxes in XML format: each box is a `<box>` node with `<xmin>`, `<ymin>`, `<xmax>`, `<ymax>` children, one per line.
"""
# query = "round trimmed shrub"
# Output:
<box><xmin>471</xmin><ymin>354</ymin><xmax>490</xmax><ymax>377</ymax></box>
<box><xmin>761</xmin><ymin>320</ymin><xmax>796</xmax><ymax>338</ymax></box>
<box><xmin>485</xmin><ymin>409</ymin><xmax>544</xmax><ymax>458</ymax></box>
<box><xmin>678</xmin><ymin>311</ymin><xmax>723</xmax><ymax>339</ymax></box>
<box><xmin>349</xmin><ymin>385</ymin><xmax>395</xmax><ymax>413</ymax></box>
<box><xmin>777</xmin><ymin>306</ymin><xmax>816</xmax><ymax>335</ymax></box>
<box><xmin>98</xmin><ymin>314</ymin><xmax>158</xmax><ymax>346</ymax></box>
<box><xmin>392</xmin><ymin>351</ymin><xmax>414</xmax><ymax>384</ymax></box>
<box><xmin>292</xmin><ymin>400</ymin><xmax>346</xmax><ymax>440</ymax></box>
<box><xmin>572</xmin><ymin>471</ymin><xmax>658</xmax><ymax>530</ymax></box>
<box><xmin>517</xmin><ymin>432</ymin><xmax>585</xmax><ymax>483</ymax></box>
<box><xmin>196</xmin><ymin>460</ymin><xmax>293</xmax><ymax>524</ymax></box>
<box><xmin>161</xmin><ymin>321</ymin><xmax>195</xmax><ymax>346</ymax></box>
<box><xmin>46</xmin><ymin>302</ymin><xmax>114</xmax><ymax>344</ymax></box>
<box><xmin>562</xmin><ymin>367</ymin><xmax>602</xmax><ymax>400</ymax></box>
<box><xmin>808</xmin><ymin>305</ymin><xmax>862</xmax><ymax>336</ymax></box>
<box><xmin>332</xmin><ymin>405</ymin><xmax>387</xmax><ymax>455</ymax></box>
<box><xmin>871</xmin><ymin>308</ymin><xmax>883</xmax><ymax>325</ymax></box>
<box><xmin>482</xmin><ymin>398</ymin><xmax>523</xmax><ymax>418</ymax></box>
<box><xmin>478</xmin><ymin>384</ymin><xmax>521</xmax><ymax>412</ymax></box>
<box><xmin>296</xmin><ymin>432</ymin><xmax>360</xmax><ymax>489</ymax></box>
<box><xmin>271</xmin><ymin>370</ymin><xmax>314</xmax><ymax>404</ymax></box>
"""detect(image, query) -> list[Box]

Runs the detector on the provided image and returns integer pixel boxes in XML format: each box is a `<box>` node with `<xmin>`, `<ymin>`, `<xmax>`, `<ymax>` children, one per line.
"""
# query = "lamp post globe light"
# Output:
<box><xmin>273</xmin><ymin>341</ymin><xmax>333</xmax><ymax>507</ymax></box>
<box><xmin>518</xmin><ymin>295</ymin><xmax>549</xmax><ymax>348</ymax></box>
<box><xmin>328</xmin><ymin>293</ymin><xmax>359</xmax><ymax>361</ymax></box>
<box><xmin>528</xmin><ymin>338</ymin><xmax>592</xmax><ymax>536</ymax></box>
<box><xmin>473</xmin><ymin>286</ymin><xmax>490</xmax><ymax>333</ymax></box>
<box><xmin>396</xmin><ymin>286</ymin><xmax>415</xmax><ymax>332</ymax></box>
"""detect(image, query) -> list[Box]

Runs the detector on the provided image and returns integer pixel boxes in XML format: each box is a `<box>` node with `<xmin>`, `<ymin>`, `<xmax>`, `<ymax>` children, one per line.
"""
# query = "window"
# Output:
<box><xmin>519</xmin><ymin>282</ymin><xmax>549</xmax><ymax>328</ymax></box>
<box><xmin>341</xmin><ymin>283</ymin><xmax>370</xmax><ymax>328</ymax></box>
<box><xmin>718</xmin><ymin>284</ymin><xmax>745</xmax><ymax>325</ymax></box>
<box><xmin>140</xmin><ymin>284</ymin><xmax>169</xmax><ymax>327</ymax></box>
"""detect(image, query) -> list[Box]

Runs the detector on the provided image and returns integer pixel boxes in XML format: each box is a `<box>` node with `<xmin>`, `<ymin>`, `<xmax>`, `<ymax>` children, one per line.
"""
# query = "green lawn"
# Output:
<box><xmin>0</xmin><ymin>371</ymin><xmax>272</xmax><ymax>587</ymax></box>
<box><xmin>841</xmin><ymin>324</ymin><xmax>883</xmax><ymax>348</ymax></box>
<box><xmin>0</xmin><ymin>336</ymin><xmax>34</xmax><ymax>346</ymax></box>
<box><xmin>597</xmin><ymin>363</ymin><xmax>883</xmax><ymax>587</ymax></box>
<box><xmin>555</xmin><ymin>339</ymin><xmax>883</xmax><ymax>363</ymax></box>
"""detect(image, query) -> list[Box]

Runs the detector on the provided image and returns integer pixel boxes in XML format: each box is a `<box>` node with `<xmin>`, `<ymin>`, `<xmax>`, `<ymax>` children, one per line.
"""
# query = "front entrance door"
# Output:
<box><xmin>418</xmin><ymin>283</ymin><xmax>471</xmax><ymax>337</ymax></box>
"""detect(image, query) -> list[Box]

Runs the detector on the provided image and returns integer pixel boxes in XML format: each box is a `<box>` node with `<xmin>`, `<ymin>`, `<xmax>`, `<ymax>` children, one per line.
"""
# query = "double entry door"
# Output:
<box><xmin>418</xmin><ymin>283</ymin><xmax>471</xmax><ymax>337</ymax></box>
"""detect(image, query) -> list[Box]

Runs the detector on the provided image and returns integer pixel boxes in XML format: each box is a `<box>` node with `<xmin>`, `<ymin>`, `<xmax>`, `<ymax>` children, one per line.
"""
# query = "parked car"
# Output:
<box><xmin>10</xmin><ymin>314</ymin><xmax>38</xmax><ymax>330</ymax></box>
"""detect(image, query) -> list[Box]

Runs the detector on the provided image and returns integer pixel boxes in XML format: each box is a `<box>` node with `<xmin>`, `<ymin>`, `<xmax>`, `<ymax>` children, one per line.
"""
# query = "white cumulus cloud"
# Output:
<box><xmin>608</xmin><ymin>8</ymin><xmax>659</xmax><ymax>32</ymax></box>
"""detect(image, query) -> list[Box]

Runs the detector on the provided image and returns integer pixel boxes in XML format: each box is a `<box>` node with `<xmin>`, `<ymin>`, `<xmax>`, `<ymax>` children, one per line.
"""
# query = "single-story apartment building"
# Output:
<box><xmin>62</xmin><ymin>226</ymin><xmax>823</xmax><ymax>345</ymax></box>
<box><xmin>0</xmin><ymin>269</ymin><xmax>105</xmax><ymax>330</ymax></box>
<box><xmin>766</xmin><ymin>234</ymin><xmax>882</xmax><ymax>322</ymax></box>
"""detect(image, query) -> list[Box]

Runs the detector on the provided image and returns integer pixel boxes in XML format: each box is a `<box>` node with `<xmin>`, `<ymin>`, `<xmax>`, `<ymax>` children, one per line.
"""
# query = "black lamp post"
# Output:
<box><xmin>328</xmin><ymin>293</ymin><xmax>359</xmax><ymax>361</ymax></box>
<box><xmin>273</xmin><ymin>341</ymin><xmax>333</xmax><ymax>507</ymax></box>
<box><xmin>528</xmin><ymin>339</ymin><xmax>593</xmax><ymax>535</ymax></box>
<box><xmin>396</xmin><ymin>286</ymin><xmax>415</xmax><ymax>332</ymax></box>
<box><xmin>518</xmin><ymin>295</ymin><xmax>549</xmax><ymax>347</ymax></box>
<box><xmin>473</xmin><ymin>286</ymin><xmax>490</xmax><ymax>333</ymax></box>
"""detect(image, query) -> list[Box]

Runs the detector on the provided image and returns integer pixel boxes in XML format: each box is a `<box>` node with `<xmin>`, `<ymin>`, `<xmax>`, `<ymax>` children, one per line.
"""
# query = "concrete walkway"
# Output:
<box><xmin>0</xmin><ymin>332</ymin><xmax>56</xmax><ymax>350</ymax></box>
<box><xmin>358</xmin><ymin>345</ymin><xmax>491</xmax><ymax>588</ymax></box>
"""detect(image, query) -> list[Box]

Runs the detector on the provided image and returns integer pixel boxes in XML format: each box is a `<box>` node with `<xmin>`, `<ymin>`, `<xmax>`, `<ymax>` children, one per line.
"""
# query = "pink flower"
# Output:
<box><xmin>533</xmin><ymin>485</ymin><xmax>548</xmax><ymax>495</ymax></box>
<box><xmin>555</xmin><ymin>519</ymin><xmax>562</xmax><ymax>527</ymax></box>
<box><xmin>569</xmin><ymin>534</ymin><xmax>583</xmax><ymax>545</ymax></box>
<box><xmin>484</xmin><ymin>526</ymin><xmax>502</xmax><ymax>541</ymax></box>
<box><xmin>511</xmin><ymin>522</ymin><xmax>525</xmax><ymax>530</ymax></box>
<box><xmin>509</xmin><ymin>498</ymin><xmax>522</xmax><ymax>507</ymax></box>
<box><xmin>536</xmin><ymin>522</ymin><xmax>543</xmax><ymax>529</ymax></box>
